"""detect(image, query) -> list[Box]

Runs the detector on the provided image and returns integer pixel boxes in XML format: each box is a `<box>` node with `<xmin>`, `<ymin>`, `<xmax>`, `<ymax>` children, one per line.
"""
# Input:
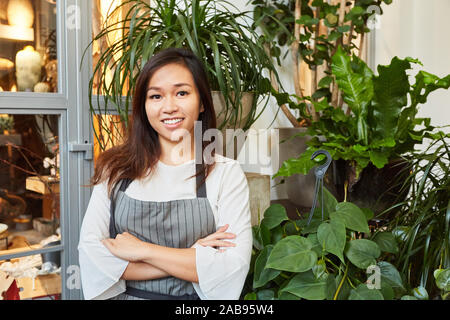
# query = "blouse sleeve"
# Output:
<box><xmin>78</xmin><ymin>181</ymin><xmax>129</xmax><ymax>300</ymax></box>
<box><xmin>192</xmin><ymin>160</ymin><xmax>253</xmax><ymax>300</ymax></box>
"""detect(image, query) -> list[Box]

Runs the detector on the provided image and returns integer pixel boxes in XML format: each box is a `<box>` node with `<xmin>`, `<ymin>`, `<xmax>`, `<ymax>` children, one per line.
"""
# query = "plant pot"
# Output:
<box><xmin>212</xmin><ymin>91</ymin><xmax>254</xmax><ymax>160</ymax></box>
<box><xmin>331</xmin><ymin>158</ymin><xmax>411</xmax><ymax>219</ymax></box>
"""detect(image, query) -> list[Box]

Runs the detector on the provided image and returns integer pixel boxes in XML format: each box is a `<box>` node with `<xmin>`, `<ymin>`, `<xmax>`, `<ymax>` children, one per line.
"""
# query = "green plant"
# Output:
<box><xmin>274</xmin><ymin>47</ymin><xmax>450</xmax><ymax>185</ymax></box>
<box><xmin>433</xmin><ymin>268</ymin><xmax>450</xmax><ymax>300</ymax></box>
<box><xmin>249</xmin><ymin>0</ymin><xmax>393</xmax><ymax>126</ymax></box>
<box><xmin>383</xmin><ymin>134</ymin><xmax>450</xmax><ymax>299</ymax></box>
<box><xmin>85</xmin><ymin>0</ymin><xmax>278</xmax><ymax>150</ymax></box>
<box><xmin>242</xmin><ymin>189</ymin><xmax>406</xmax><ymax>300</ymax></box>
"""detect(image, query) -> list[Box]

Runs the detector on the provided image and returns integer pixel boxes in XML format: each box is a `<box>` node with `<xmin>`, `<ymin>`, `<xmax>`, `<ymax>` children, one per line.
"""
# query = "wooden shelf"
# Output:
<box><xmin>26</xmin><ymin>176</ymin><xmax>59</xmax><ymax>195</ymax></box>
<box><xmin>0</xmin><ymin>23</ymin><xmax>34</xmax><ymax>42</ymax></box>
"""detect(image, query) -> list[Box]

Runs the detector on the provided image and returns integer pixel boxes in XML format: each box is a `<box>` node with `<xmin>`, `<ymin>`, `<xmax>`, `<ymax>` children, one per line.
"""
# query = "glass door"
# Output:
<box><xmin>0</xmin><ymin>0</ymin><xmax>93</xmax><ymax>300</ymax></box>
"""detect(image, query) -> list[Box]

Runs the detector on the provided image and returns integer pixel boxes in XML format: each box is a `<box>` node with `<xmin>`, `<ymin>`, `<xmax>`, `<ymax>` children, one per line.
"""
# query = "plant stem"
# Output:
<box><xmin>344</xmin><ymin>180</ymin><xmax>348</xmax><ymax>202</ymax></box>
<box><xmin>333</xmin><ymin>263</ymin><xmax>349</xmax><ymax>300</ymax></box>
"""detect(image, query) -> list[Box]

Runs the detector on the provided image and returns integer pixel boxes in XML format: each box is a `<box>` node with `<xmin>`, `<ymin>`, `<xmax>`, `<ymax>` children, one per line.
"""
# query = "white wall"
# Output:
<box><xmin>373</xmin><ymin>0</ymin><xmax>450</xmax><ymax>145</ymax></box>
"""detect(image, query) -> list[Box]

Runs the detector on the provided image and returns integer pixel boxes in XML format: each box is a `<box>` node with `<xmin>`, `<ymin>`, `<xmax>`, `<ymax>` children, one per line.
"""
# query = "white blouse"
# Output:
<box><xmin>78</xmin><ymin>153</ymin><xmax>253</xmax><ymax>300</ymax></box>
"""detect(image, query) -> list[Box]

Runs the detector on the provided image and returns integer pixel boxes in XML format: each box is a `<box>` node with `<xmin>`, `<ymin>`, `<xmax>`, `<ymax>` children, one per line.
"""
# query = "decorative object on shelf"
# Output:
<box><xmin>42</xmin><ymin>154</ymin><xmax>59</xmax><ymax>177</ymax></box>
<box><xmin>0</xmin><ymin>58</ymin><xmax>14</xmax><ymax>92</ymax></box>
<box><xmin>33</xmin><ymin>82</ymin><xmax>50</xmax><ymax>93</ymax></box>
<box><xmin>0</xmin><ymin>114</ymin><xmax>14</xmax><ymax>133</ymax></box>
<box><xmin>0</xmin><ymin>189</ymin><xmax>26</xmax><ymax>227</ymax></box>
<box><xmin>0</xmin><ymin>0</ymin><xmax>34</xmax><ymax>41</ymax></box>
<box><xmin>7</xmin><ymin>0</ymin><xmax>34</xmax><ymax>28</ymax></box>
<box><xmin>15</xmin><ymin>46</ymin><xmax>42</xmax><ymax>92</ymax></box>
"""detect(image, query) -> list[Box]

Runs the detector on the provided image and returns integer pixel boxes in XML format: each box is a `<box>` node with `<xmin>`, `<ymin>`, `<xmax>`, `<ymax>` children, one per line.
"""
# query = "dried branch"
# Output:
<box><xmin>264</xmin><ymin>43</ymin><xmax>301</xmax><ymax>128</ymax></box>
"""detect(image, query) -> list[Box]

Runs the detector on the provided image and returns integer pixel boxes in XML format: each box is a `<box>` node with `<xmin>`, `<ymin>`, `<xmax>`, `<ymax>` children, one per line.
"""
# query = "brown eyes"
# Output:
<box><xmin>147</xmin><ymin>91</ymin><xmax>188</xmax><ymax>100</ymax></box>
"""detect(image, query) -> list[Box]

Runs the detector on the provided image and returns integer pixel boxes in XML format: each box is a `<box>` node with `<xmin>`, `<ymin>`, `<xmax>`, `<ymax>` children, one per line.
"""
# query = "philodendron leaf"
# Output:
<box><xmin>312</xmin><ymin>259</ymin><xmax>327</xmax><ymax>281</ymax></box>
<box><xmin>256</xmin><ymin>289</ymin><xmax>275</xmax><ymax>300</ymax></box>
<box><xmin>278</xmin><ymin>291</ymin><xmax>301</xmax><ymax>300</ymax></box>
<box><xmin>373</xmin><ymin>232</ymin><xmax>399</xmax><ymax>254</ymax></box>
<box><xmin>348</xmin><ymin>284</ymin><xmax>384</xmax><ymax>300</ymax></box>
<box><xmin>317</xmin><ymin>219</ymin><xmax>346</xmax><ymax>262</ymax></box>
<box><xmin>307</xmin><ymin>233</ymin><xmax>324</xmax><ymax>256</ymax></box>
<box><xmin>434</xmin><ymin>269</ymin><xmax>450</xmax><ymax>291</ymax></box>
<box><xmin>345</xmin><ymin>239</ymin><xmax>381</xmax><ymax>269</ymax></box>
<box><xmin>377</xmin><ymin>261</ymin><xmax>405</xmax><ymax>293</ymax></box>
<box><xmin>330</xmin><ymin>202</ymin><xmax>370</xmax><ymax>233</ymax></box>
<box><xmin>252</xmin><ymin>224</ymin><xmax>271</xmax><ymax>250</ymax></box>
<box><xmin>253</xmin><ymin>245</ymin><xmax>281</xmax><ymax>289</ymax></box>
<box><xmin>266</xmin><ymin>236</ymin><xmax>317</xmax><ymax>273</ymax></box>
<box><xmin>244</xmin><ymin>292</ymin><xmax>257</xmax><ymax>300</ymax></box>
<box><xmin>279</xmin><ymin>270</ymin><xmax>328</xmax><ymax>300</ymax></box>
<box><xmin>261</xmin><ymin>204</ymin><xmax>289</xmax><ymax>230</ymax></box>
<box><xmin>323</xmin><ymin>187</ymin><xmax>338</xmax><ymax>219</ymax></box>
<box><xmin>361</xmin><ymin>208</ymin><xmax>374</xmax><ymax>221</ymax></box>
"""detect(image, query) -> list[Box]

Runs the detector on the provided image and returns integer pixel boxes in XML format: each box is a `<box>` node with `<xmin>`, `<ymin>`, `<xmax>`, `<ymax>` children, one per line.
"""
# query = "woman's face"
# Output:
<box><xmin>145</xmin><ymin>63</ymin><xmax>204</xmax><ymax>146</ymax></box>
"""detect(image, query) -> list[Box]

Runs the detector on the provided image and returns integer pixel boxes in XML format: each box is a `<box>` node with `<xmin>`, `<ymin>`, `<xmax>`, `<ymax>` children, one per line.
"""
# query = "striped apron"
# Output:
<box><xmin>108</xmin><ymin>162</ymin><xmax>216</xmax><ymax>300</ymax></box>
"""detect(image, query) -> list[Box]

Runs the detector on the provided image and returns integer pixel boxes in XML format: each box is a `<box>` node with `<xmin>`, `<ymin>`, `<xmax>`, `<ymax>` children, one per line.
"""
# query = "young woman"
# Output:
<box><xmin>78</xmin><ymin>48</ymin><xmax>252</xmax><ymax>300</ymax></box>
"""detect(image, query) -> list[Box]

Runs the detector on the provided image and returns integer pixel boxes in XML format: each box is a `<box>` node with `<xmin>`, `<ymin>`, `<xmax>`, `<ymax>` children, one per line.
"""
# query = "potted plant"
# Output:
<box><xmin>274</xmin><ymin>47</ymin><xmax>450</xmax><ymax>216</ymax></box>
<box><xmin>383</xmin><ymin>133</ymin><xmax>450</xmax><ymax>299</ymax></box>
<box><xmin>85</xmin><ymin>0</ymin><xmax>279</xmax><ymax>152</ymax></box>
<box><xmin>248</xmin><ymin>0</ymin><xmax>392</xmax><ymax>208</ymax></box>
<box><xmin>241</xmin><ymin>188</ymin><xmax>407</xmax><ymax>300</ymax></box>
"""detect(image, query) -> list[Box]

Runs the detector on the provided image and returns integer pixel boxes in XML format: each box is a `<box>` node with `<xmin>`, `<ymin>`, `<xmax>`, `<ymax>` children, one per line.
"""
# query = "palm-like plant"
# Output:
<box><xmin>384</xmin><ymin>133</ymin><xmax>450</xmax><ymax>298</ymax></box>
<box><xmin>85</xmin><ymin>0</ymin><xmax>278</xmax><ymax>150</ymax></box>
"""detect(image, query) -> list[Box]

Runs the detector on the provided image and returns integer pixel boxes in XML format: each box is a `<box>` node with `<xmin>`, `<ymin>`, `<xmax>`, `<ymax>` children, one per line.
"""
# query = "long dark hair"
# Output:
<box><xmin>91</xmin><ymin>48</ymin><xmax>217</xmax><ymax>197</ymax></box>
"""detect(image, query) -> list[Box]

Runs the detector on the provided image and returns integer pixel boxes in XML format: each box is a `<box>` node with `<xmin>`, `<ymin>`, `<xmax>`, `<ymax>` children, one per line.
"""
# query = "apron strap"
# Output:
<box><xmin>196</xmin><ymin>163</ymin><xmax>207</xmax><ymax>198</ymax></box>
<box><xmin>109</xmin><ymin>178</ymin><xmax>132</xmax><ymax>239</ymax></box>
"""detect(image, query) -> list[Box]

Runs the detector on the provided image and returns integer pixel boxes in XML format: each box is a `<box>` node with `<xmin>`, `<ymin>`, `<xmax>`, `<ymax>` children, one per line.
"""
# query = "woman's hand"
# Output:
<box><xmin>102</xmin><ymin>232</ymin><xmax>150</xmax><ymax>262</ymax></box>
<box><xmin>192</xmin><ymin>224</ymin><xmax>236</xmax><ymax>252</ymax></box>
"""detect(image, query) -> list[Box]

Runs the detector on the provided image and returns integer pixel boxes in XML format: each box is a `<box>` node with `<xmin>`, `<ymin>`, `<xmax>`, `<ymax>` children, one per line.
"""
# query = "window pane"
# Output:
<box><xmin>93</xmin><ymin>114</ymin><xmax>126</xmax><ymax>159</ymax></box>
<box><xmin>0</xmin><ymin>0</ymin><xmax>58</xmax><ymax>93</ymax></box>
<box><xmin>0</xmin><ymin>114</ymin><xmax>61</xmax><ymax>260</ymax></box>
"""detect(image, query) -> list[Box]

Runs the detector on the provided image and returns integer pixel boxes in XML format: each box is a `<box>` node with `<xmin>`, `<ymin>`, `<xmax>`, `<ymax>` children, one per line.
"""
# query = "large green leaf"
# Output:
<box><xmin>273</xmin><ymin>148</ymin><xmax>316</xmax><ymax>178</ymax></box>
<box><xmin>317</xmin><ymin>220</ymin><xmax>346</xmax><ymax>262</ymax></box>
<box><xmin>307</xmin><ymin>233</ymin><xmax>324</xmax><ymax>256</ymax></box>
<box><xmin>434</xmin><ymin>269</ymin><xmax>450</xmax><ymax>291</ymax></box>
<box><xmin>377</xmin><ymin>261</ymin><xmax>405</xmax><ymax>293</ymax></box>
<box><xmin>371</xmin><ymin>57</ymin><xmax>411</xmax><ymax>141</ymax></box>
<box><xmin>331</xmin><ymin>46</ymin><xmax>374</xmax><ymax>144</ymax></box>
<box><xmin>348</xmin><ymin>284</ymin><xmax>384</xmax><ymax>300</ymax></box>
<box><xmin>266</xmin><ymin>236</ymin><xmax>317</xmax><ymax>272</ymax></box>
<box><xmin>256</xmin><ymin>289</ymin><xmax>275</xmax><ymax>300</ymax></box>
<box><xmin>261</xmin><ymin>204</ymin><xmax>289</xmax><ymax>230</ymax></box>
<box><xmin>373</xmin><ymin>232</ymin><xmax>399</xmax><ymax>254</ymax></box>
<box><xmin>279</xmin><ymin>271</ymin><xmax>328</xmax><ymax>300</ymax></box>
<box><xmin>253</xmin><ymin>245</ymin><xmax>281</xmax><ymax>288</ymax></box>
<box><xmin>345</xmin><ymin>239</ymin><xmax>381</xmax><ymax>269</ymax></box>
<box><xmin>330</xmin><ymin>202</ymin><xmax>370</xmax><ymax>233</ymax></box>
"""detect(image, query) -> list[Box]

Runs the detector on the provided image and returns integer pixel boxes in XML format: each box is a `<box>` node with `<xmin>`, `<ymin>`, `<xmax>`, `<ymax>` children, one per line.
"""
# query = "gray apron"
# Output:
<box><xmin>108</xmin><ymin>161</ymin><xmax>216</xmax><ymax>300</ymax></box>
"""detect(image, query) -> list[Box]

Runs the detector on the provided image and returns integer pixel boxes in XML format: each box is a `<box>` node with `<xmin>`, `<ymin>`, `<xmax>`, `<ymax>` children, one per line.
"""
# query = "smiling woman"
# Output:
<box><xmin>78</xmin><ymin>48</ymin><xmax>253</xmax><ymax>300</ymax></box>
